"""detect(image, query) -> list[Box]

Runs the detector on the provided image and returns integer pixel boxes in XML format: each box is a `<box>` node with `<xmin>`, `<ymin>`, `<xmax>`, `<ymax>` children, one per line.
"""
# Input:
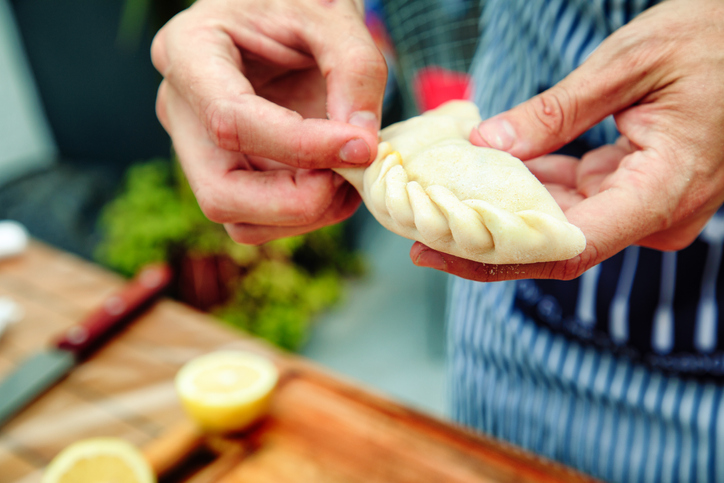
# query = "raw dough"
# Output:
<box><xmin>335</xmin><ymin>101</ymin><xmax>586</xmax><ymax>264</ymax></box>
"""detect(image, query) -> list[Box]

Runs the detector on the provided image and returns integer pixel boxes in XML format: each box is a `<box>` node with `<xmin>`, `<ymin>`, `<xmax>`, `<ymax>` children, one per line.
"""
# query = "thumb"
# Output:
<box><xmin>306</xmin><ymin>0</ymin><xmax>387</xmax><ymax>138</ymax></box>
<box><xmin>469</xmin><ymin>28</ymin><xmax>661</xmax><ymax>160</ymax></box>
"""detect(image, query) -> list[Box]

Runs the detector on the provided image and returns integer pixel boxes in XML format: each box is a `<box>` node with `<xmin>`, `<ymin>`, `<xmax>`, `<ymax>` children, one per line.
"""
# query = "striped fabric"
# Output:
<box><xmin>448</xmin><ymin>279</ymin><xmax>724</xmax><ymax>483</ymax></box>
<box><xmin>465</xmin><ymin>0</ymin><xmax>724</xmax><ymax>379</ymax></box>
<box><xmin>377</xmin><ymin>0</ymin><xmax>724</xmax><ymax>478</ymax></box>
<box><xmin>440</xmin><ymin>0</ymin><xmax>724</xmax><ymax>481</ymax></box>
<box><xmin>470</xmin><ymin>0</ymin><xmax>660</xmax><ymax>151</ymax></box>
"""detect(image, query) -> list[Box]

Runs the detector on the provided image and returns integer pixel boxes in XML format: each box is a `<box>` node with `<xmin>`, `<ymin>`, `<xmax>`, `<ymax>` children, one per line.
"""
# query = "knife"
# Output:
<box><xmin>0</xmin><ymin>263</ymin><xmax>173</xmax><ymax>428</ymax></box>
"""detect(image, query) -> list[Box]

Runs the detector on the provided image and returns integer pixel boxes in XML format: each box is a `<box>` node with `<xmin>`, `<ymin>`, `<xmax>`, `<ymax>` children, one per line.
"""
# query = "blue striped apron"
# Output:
<box><xmin>449</xmin><ymin>279</ymin><xmax>724</xmax><ymax>483</ymax></box>
<box><xmin>446</xmin><ymin>0</ymin><xmax>724</xmax><ymax>482</ymax></box>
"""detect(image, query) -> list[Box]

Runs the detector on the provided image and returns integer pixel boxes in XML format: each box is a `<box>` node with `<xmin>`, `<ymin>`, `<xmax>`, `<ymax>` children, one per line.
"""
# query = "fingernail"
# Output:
<box><xmin>477</xmin><ymin>117</ymin><xmax>516</xmax><ymax>150</ymax></box>
<box><xmin>348</xmin><ymin>110</ymin><xmax>379</xmax><ymax>132</ymax></box>
<box><xmin>339</xmin><ymin>138</ymin><xmax>371</xmax><ymax>164</ymax></box>
<box><xmin>414</xmin><ymin>249</ymin><xmax>447</xmax><ymax>271</ymax></box>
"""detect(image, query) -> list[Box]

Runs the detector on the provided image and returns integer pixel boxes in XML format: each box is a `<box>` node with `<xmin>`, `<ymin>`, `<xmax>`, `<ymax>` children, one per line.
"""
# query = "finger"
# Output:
<box><xmin>524</xmin><ymin>155</ymin><xmax>579</xmax><ymax>187</ymax></box>
<box><xmin>411</xmin><ymin>240</ymin><xmax>595</xmax><ymax>282</ymax></box>
<box><xmin>410</xmin><ymin>243</ymin><xmax>564</xmax><ymax>282</ymax></box>
<box><xmin>165</xmin><ymin>84</ymin><xmax>354</xmax><ymax>226</ymax></box>
<box><xmin>576</xmin><ymin>143</ymin><xmax>630</xmax><ymax>197</ymax></box>
<box><xmin>303</xmin><ymin>0</ymin><xmax>387</xmax><ymax>134</ymax></box>
<box><xmin>469</xmin><ymin>23</ymin><xmax>667</xmax><ymax>160</ymax></box>
<box><xmin>522</xmin><ymin>155</ymin><xmax>583</xmax><ymax>211</ymax></box>
<box><xmin>409</xmin><ymin>190</ymin><xmax>624</xmax><ymax>281</ymax></box>
<box><xmin>224</xmin><ymin>184</ymin><xmax>361</xmax><ymax>245</ymax></box>
<box><xmin>543</xmin><ymin>185</ymin><xmax>584</xmax><ymax>212</ymax></box>
<box><xmin>153</xmin><ymin>8</ymin><xmax>377</xmax><ymax>168</ymax></box>
<box><xmin>199</xmin><ymin>169</ymin><xmax>353</xmax><ymax>226</ymax></box>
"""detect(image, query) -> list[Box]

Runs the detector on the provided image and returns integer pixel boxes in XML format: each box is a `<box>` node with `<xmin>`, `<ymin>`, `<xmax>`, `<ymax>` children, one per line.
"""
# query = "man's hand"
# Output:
<box><xmin>413</xmin><ymin>0</ymin><xmax>724</xmax><ymax>281</ymax></box>
<box><xmin>151</xmin><ymin>0</ymin><xmax>386</xmax><ymax>244</ymax></box>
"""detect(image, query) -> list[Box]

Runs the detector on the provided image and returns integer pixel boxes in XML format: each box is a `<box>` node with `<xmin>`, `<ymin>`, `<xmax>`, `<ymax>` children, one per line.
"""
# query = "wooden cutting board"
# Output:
<box><xmin>0</xmin><ymin>242</ymin><xmax>599</xmax><ymax>483</ymax></box>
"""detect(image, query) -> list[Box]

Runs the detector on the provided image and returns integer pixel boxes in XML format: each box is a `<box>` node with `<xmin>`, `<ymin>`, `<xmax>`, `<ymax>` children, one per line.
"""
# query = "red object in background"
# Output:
<box><xmin>175</xmin><ymin>254</ymin><xmax>240</xmax><ymax>312</ymax></box>
<box><xmin>413</xmin><ymin>66</ymin><xmax>473</xmax><ymax>112</ymax></box>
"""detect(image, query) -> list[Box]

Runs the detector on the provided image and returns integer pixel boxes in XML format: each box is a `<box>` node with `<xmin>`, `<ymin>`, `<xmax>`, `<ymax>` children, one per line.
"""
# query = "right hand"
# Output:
<box><xmin>413</xmin><ymin>0</ymin><xmax>724</xmax><ymax>282</ymax></box>
<box><xmin>151</xmin><ymin>0</ymin><xmax>387</xmax><ymax>244</ymax></box>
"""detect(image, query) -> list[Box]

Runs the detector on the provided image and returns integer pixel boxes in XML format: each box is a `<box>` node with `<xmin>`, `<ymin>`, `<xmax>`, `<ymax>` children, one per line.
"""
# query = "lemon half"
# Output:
<box><xmin>175</xmin><ymin>351</ymin><xmax>279</xmax><ymax>433</ymax></box>
<box><xmin>42</xmin><ymin>437</ymin><xmax>154</xmax><ymax>483</ymax></box>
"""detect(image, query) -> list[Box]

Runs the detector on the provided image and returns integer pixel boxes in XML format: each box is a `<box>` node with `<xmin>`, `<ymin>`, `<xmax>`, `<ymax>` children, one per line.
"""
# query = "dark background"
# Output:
<box><xmin>2</xmin><ymin>0</ymin><xmax>182</xmax><ymax>258</ymax></box>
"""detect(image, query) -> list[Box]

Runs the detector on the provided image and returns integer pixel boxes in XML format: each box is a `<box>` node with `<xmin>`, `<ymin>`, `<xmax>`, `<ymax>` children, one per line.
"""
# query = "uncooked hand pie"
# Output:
<box><xmin>334</xmin><ymin>101</ymin><xmax>586</xmax><ymax>265</ymax></box>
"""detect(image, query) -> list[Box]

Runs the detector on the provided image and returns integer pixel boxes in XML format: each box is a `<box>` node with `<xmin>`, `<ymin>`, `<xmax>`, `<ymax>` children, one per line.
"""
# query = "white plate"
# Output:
<box><xmin>0</xmin><ymin>220</ymin><xmax>28</xmax><ymax>259</ymax></box>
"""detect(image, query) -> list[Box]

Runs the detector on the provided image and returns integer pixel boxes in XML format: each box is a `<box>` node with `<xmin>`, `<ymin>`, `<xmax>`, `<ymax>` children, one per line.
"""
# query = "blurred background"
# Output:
<box><xmin>0</xmin><ymin>0</ymin><xmax>482</xmax><ymax>417</ymax></box>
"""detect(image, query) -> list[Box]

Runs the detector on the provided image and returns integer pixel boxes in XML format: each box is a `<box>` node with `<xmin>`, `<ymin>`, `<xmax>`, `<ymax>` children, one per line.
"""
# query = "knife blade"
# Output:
<box><xmin>0</xmin><ymin>263</ymin><xmax>173</xmax><ymax>428</ymax></box>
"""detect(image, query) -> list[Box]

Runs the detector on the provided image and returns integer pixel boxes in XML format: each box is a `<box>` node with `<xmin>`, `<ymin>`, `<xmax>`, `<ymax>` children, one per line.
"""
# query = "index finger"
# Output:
<box><xmin>162</xmin><ymin>82</ymin><xmax>358</xmax><ymax>227</ymax></box>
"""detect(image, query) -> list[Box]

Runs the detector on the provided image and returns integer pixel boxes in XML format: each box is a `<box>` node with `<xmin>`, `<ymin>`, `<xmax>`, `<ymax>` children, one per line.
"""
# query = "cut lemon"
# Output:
<box><xmin>42</xmin><ymin>437</ymin><xmax>154</xmax><ymax>483</ymax></box>
<box><xmin>175</xmin><ymin>350</ymin><xmax>279</xmax><ymax>433</ymax></box>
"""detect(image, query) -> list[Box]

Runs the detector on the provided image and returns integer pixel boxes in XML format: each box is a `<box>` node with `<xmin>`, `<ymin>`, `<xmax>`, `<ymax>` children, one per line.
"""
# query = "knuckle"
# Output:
<box><xmin>204</xmin><ymin>99</ymin><xmax>242</xmax><ymax>151</ymax></box>
<box><xmin>150</xmin><ymin>29</ymin><xmax>168</xmax><ymax>74</ymax></box>
<box><xmin>291</xmin><ymin>124</ymin><xmax>329</xmax><ymax>169</ymax></box>
<box><xmin>330</xmin><ymin>42</ymin><xmax>388</xmax><ymax>88</ymax></box>
<box><xmin>292</xmin><ymin>133</ymin><xmax>309</xmax><ymax>168</ymax></box>
<box><xmin>557</xmin><ymin>259</ymin><xmax>585</xmax><ymax>281</ymax></box>
<box><xmin>150</xmin><ymin>9</ymin><xmax>189</xmax><ymax>74</ymax></box>
<box><xmin>195</xmin><ymin>187</ymin><xmax>229</xmax><ymax>224</ymax></box>
<box><xmin>531</xmin><ymin>87</ymin><xmax>579</xmax><ymax>143</ymax></box>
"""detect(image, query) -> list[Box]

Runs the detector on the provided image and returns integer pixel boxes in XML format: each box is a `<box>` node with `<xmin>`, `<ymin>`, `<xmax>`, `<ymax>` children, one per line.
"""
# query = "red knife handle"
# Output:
<box><xmin>54</xmin><ymin>263</ymin><xmax>173</xmax><ymax>360</ymax></box>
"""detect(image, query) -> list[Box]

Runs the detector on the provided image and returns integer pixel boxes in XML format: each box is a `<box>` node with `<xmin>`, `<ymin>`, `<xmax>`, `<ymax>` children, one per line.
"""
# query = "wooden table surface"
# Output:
<box><xmin>0</xmin><ymin>242</ymin><xmax>599</xmax><ymax>483</ymax></box>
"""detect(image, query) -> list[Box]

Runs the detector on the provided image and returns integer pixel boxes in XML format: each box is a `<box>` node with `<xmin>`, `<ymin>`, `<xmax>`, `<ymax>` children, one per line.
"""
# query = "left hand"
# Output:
<box><xmin>412</xmin><ymin>0</ymin><xmax>724</xmax><ymax>282</ymax></box>
<box><xmin>151</xmin><ymin>0</ymin><xmax>385</xmax><ymax>244</ymax></box>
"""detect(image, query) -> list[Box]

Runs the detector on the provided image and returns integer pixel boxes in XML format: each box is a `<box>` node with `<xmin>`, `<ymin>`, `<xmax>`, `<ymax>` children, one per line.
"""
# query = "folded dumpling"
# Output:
<box><xmin>334</xmin><ymin>100</ymin><xmax>586</xmax><ymax>265</ymax></box>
